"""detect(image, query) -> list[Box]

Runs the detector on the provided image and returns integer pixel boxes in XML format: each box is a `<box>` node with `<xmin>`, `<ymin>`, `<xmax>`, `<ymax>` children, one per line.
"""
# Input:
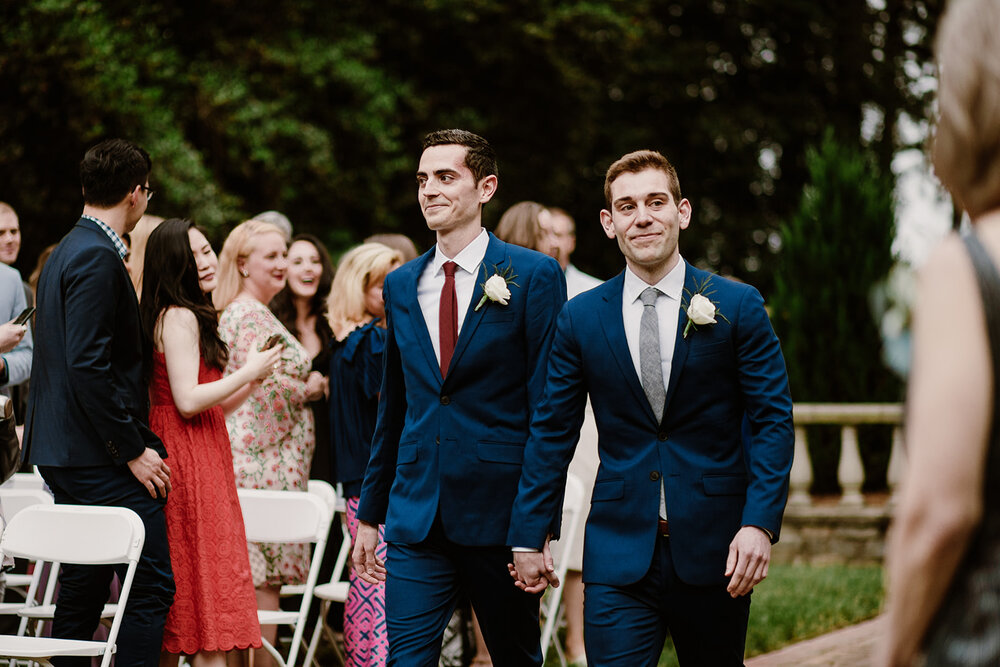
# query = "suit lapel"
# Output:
<box><xmin>662</xmin><ymin>261</ymin><xmax>700</xmax><ymax>417</ymax></box>
<box><xmin>598</xmin><ymin>273</ymin><xmax>659</xmax><ymax>425</ymax></box>
<box><xmin>445</xmin><ymin>233</ymin><xmax>507</xmax><ymax>379</ymax></box>
<box><xmin>401</xmin><ymin>249</ymin><xmax>443</xmax><ymax>385</ymax></box>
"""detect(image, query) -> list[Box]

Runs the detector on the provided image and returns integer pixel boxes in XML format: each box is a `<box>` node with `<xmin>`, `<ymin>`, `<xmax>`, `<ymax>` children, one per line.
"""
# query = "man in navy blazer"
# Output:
<box><xmin>352</xmin><ymin>129</ymin><xmax>566</xmax><ymax>665</ymax></box>
<box><xmin>24</xmin><ymin>139</ymin><xmax>174</xmax><ymax>667</ymax></box>
<box><xmin>510</xmin><ymin>150</ymin><xmax>794</xmax><ymax>666</ymax></box>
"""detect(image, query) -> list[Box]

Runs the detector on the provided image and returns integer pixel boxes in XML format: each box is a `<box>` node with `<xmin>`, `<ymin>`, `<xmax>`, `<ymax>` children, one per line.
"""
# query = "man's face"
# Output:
<box><xmin>0</xmin><ymin>212</ymin><xmax>21</xmax><ymax>265</ymax></box>
<box><xmin>416</xmin><ymin>144</ymin><xmax>496</xmax><ymax>234</ymax></box>
<box><xmin>544</xmin><ymin>210</ymin><xmax>576</xmax><ymax>270</ymax></box>
<box><xmin>599</xmin><ymin>168</ymin><xmax>690</xmax><ymax>278</ymax></box>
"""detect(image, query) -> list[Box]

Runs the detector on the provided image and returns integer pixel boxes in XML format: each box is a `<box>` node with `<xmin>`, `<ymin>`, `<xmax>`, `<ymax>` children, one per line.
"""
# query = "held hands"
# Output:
<box><xmin>127</xmin><ymin>447</ymin><xmax>172</xmax><ymax>499</ymax></box>
<box><xmin>352</xmin><ymin>521</ymin><xmax>387</xmax><ymax>584</ymax></box>
<box><xmin>725</xmin><ymin>525</ymin><xmax>771</xmax><ymax>597</ymax></box>
<box><xmin>0</xmin><ymin>321</ymin><xmax>27</xmax><ymax>354</ymax></box>
<box><xmin>508</xmin><ymin>537</ymin><xmax>560</xmax><ymax>594</ymax></box>
<box><xmin>245</xmin><ymin>344</ymin><xmax>284</xmax><ymax>382</ymax></box>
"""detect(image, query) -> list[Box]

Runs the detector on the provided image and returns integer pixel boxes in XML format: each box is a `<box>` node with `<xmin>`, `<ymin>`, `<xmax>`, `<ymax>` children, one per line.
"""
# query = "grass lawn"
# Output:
<box><xmin>653</xmin><ymin>563</ymin><xmax>884</xmax><ymax>666</ymax></box>
<box><xmin>542</xmin><ymin>563</ymin><xmax>883</xmax><ymax>666</ymax></box>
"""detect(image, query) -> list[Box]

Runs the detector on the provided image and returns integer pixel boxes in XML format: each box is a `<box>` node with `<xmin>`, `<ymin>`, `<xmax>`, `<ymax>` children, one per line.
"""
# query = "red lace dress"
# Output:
<box><xmin>150</xmin><ymin>351</ymin><xmax>262</xmax><ymax>654</ymax></box>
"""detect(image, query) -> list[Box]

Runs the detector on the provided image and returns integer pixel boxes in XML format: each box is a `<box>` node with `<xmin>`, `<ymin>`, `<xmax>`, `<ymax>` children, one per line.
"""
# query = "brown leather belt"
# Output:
<box><xmin>658</xmin><ymin>518</ymin><xmax>670</xmax><ymax>537</ymax></box>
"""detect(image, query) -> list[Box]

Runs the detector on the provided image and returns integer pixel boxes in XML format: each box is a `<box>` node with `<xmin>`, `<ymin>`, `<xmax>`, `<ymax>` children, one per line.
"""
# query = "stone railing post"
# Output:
<box><xmin>838</xmin><ymin>425</ymin><xmax>865</xmax><ymax>506</ymax></box>
<box><xmin>788</xmin><ymin>425</ymin><xmax>812</xmax><ymax>506</ymax></box>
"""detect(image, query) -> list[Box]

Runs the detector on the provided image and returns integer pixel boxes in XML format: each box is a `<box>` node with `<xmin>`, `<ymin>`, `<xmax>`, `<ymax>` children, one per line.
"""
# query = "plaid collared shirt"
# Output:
<box><xmin>81</xmin><ymin>214</ymin><xmax>129</xmax><ymax>260</ymax></box>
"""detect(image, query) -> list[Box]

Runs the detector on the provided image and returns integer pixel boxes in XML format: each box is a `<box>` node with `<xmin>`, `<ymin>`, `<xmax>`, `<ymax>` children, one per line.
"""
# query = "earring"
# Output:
<box><xmin>240</xmin><ymin>269</ymin><xmax>249</xmax><ymax>278</ymax></box>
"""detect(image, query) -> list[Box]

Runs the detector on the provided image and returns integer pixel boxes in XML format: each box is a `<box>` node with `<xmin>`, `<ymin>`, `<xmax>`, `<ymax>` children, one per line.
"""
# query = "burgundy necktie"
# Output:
<box><xmin>439</xmin><ymin>261</ymin><xmax>458</xmax><ymax>377</ymax></box>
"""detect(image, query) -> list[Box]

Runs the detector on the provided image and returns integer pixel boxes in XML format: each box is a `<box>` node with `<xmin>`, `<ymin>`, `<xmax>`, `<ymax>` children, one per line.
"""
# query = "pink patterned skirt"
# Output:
<box><xmin>344</xmin><ymin>496</ymin><xmax>388</xmax><ymax>666</ymax></box>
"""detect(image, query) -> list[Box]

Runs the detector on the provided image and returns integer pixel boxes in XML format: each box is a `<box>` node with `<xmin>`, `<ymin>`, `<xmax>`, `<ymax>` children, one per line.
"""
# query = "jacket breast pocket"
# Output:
<box><xmin>687</xmin><ymin>340</ymin><xmax>730</xmax><ymax>359</ymax></box>
<box><xmin>591</xmin><ymin>478</ymin><xmax>625</xmax><ymax>502</ymax></box>
<box><xmin>702</xmin><ymin>474</ymin><xmax>747</xmax><ymax>496</ymax></box>
<box><xmin>481</xmin><ymin>310</ymin><xmax>515</xmax><ymax>324</ymax></box>
<box><xmin>396</xmin><ymin>442</ymin><xmax>418</xmax><ymax>465</ymax></box>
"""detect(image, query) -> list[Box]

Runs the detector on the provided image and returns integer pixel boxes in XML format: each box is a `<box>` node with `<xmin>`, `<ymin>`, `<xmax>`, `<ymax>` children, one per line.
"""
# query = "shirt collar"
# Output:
<box><xmin>82</xmin><ymin>214</ymin><xmax>129</xmax><ymax>260</ymax></box>
<box><xmin>431</xmin><ymin>228</ymin><xmax>489</xmax><ymax>276</ymax></box>
<box><xmin>623</xmin><ymin>256</ymin><xmax>686</xmax><ymax>304</ymax></box>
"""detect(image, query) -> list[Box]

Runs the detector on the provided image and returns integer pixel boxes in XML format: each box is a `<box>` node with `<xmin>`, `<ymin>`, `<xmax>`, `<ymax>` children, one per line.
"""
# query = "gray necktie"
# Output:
<box><xmin>639</xmin><ymin>287</ymin><xmax>665</xmax><ymax>422</ymax></box>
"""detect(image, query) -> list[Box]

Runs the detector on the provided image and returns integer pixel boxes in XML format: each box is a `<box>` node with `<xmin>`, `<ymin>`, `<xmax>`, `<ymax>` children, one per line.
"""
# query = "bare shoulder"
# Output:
<box><xmin>161</xmin><ymin>305</ymin><xmax>197</xmax><ymax>330</ymax></box>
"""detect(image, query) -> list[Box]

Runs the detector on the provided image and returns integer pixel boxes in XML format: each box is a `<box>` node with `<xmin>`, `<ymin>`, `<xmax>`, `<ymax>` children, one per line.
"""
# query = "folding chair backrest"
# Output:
<box><xmin>0</xmin><ymin>472</ymin><xmax>47</xmax><ymax>491</ymax></box>
<box><xmin>238</xmin><ymin>489</ymin><xmax>329</xmax><ymax>545</ymax></box>
<box><xmin>0</xmin><ymin>488</ymin><xmax>54</xmax><ymax>519</ymax></box>
<box><xmin>306</xmin><ymin>480</ymin><xmax>337</xmax><ymax>520</ymax></box>
<box><xmin>0</xmin><ymin>504</ymin><xmax>144</xmax><ymax>565</ymax></box>
<box><xmin>0</xmin><ymin>504</ymin><xmax>145</xmax><ymax>667</ymax></box>
<box><xmin>540</xmin><ymin>472</ymin><xmax>586</xmax><ymax>663</ymax></box>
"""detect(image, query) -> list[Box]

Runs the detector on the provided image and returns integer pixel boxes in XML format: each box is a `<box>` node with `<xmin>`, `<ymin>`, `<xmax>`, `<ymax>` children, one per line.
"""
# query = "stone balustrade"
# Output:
<box><xmin>775</xmin><ymin>402</ymin><xmax>904</xmax><ymax>565</ymax></box>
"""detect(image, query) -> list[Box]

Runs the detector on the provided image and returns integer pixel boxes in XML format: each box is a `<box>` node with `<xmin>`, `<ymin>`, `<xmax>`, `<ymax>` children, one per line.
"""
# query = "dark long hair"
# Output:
<box><xmin>269</xmin><ymin>233</ymin><xmax>334</xmax><ymax>355</ymax></box>
<box><xmin>140</xmin><ymin>218</ymin><xmax>228</xmax><ymax>370</ymax></box>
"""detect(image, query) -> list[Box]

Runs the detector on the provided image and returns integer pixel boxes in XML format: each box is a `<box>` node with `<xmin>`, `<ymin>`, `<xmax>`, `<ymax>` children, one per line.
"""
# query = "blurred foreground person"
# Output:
<box><xmin>880</xmin><ymin>1</ymin><xmax>1000</xmax><ymax>665</ymax></box>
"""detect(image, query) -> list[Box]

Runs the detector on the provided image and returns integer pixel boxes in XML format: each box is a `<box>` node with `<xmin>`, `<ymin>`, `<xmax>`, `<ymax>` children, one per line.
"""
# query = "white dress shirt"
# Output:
<box><xmin>565</xmin><ymin>264</ymin><xmax>603</xmax><ymax>299</ymax></box>
<box><xmin>622</xmin><ymin>259</ymin><xmax>686</xmax><ymax>392</ymax></box>
<box><xmin>416</xmin><ymin>228</ymin><xmax>490</xmax><ymax>364</ymax></box>
<box><xmin>622</xmin><ymin>258</ymin><xmax>686</xmax><ymax>521</ymax></box>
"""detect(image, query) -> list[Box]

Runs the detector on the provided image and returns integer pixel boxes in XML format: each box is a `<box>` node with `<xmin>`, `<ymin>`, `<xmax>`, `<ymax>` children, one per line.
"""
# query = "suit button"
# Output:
<box><xmin>650</xmin><ymin>471</ymin><xmax>661</xmax><ymax>481</ymax></box>
<box><xmin>435</xmin><ymin>436</ymin><xmax>440</xmax><ymax>444</ymax></box>
<box><xmin>658</xmin><ymin>432</ymin><xmax>667</xmax><ymax>441</ymax></box>
<box><xmin>440</xmin><ymin>395</ymin><xmax>450</xmax><ymax>405</ymax></box>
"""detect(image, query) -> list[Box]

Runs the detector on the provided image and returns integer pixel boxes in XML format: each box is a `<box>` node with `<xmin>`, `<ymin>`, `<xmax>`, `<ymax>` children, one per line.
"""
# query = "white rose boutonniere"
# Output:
<box><xmin>475</xmin><ymin>262</ymin><xmax>519</xmax><ymax>311</ymax></box>
<box><xmin>681</xmin><ymin>276</ymin><xmax>730</xmax><ymax>338</ymax></box>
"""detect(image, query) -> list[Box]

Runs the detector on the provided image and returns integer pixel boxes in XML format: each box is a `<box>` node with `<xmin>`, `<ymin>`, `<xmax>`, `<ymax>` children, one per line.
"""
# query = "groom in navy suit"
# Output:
<box><xmin>352</xmin><ymin>129</ymin><xmax>566</xmax><ymax>665</ymax></box>
<box><xmin>510</xmin><ymin>150</ymin><xmax>793</xmax><ymax>666</ymax></box>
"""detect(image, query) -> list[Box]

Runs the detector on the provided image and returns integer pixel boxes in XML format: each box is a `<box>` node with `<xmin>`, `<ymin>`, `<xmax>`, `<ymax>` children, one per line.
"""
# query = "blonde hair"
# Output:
<box><xmin>495</xmin><ymin>201</ymin><xmax>546</xmax><ymax>251</ymax></box>
<box><xmin>327</xmin><ymin>243</ymin><xmax>403</xmax><ymax>340</ymax></box>
<box><xmin>213</xmin><ymin>219</ymin><xmax>285</xmax><ymax>310</ymax></box>
<box><xmin>933</xmin><ymin>0</ymin><xmax>1000</xmax><ymax>217</ymax></box>
<box><xmin>127</xmin><ymin>214</ymin><xmax>164</xmax><ymax>297</ymax></box>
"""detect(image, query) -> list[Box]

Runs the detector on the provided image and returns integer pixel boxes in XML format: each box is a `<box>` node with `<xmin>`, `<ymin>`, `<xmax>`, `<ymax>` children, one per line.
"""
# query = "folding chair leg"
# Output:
<box><xmin>303</xmin><ymin>600</ymin><xmax>344</xmax><ymax>667</ymax></box>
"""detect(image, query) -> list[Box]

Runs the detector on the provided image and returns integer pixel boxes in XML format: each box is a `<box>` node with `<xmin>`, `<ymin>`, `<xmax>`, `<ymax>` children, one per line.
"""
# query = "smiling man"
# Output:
<box><xmin>509</xmin><ymin>149</ymin><xmax>794</xmax><ymax>666</ymax></box>
<box><xmin>352</xmin><ymin>129</ymin><xmax>566</xmax><ymax>665</ymax></box>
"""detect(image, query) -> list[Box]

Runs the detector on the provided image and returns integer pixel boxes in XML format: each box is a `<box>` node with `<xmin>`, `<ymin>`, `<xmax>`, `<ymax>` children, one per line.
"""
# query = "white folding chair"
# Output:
<box><xmin>238</xmin><ymin>488</ymin><xmax>331</xmax><ymax>667</ymax></box>
<box><xmin>301</xmin><ymin>486</ymin><xmax>352</xmax><ymax>667</ymax></box>
<box><xmin>0</xmin><ymin>488</ymin><xmax>55</xmax><ymax>627</ymax></box>
<box><xmin>540</xmin><ymin>472</ymin><xmax>586</xmax><ymax>666</ymax></box>
<box><xmin>279</xmin><ymin>480</ymin><xmax>338</xmax><ymax>599</ymax></box>
<box><xmin>0</xmin><ymin>504</ymin><xmax>145</xmax><ymax>667</ymax></box>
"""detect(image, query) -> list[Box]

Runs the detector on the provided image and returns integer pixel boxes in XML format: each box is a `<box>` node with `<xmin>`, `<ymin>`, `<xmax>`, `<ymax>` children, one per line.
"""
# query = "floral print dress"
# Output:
<box><xmin>219</xmin><ymin>298</ymin><xmax>316</xmax><ymax>587</ymax></box>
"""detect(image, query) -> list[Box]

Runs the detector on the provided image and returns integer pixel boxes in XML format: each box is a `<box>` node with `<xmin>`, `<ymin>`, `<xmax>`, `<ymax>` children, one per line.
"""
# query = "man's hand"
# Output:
<box><xmin>352</xmin><ymin>520</ymin><xmax>386</xmax><ymax>584</ymax></box>
<box><xmin>127</xmin><ymin>447</ymin><xmax>172</xmax><ymax>498</ymax></box>
<box><xmin>0</xmin><ymin>322</ymin><xmax>26</xmax><ymax>354</ymax></box>
<box><xmin>509</xmin><ymin>539</ymin><xmax>560</xmax><ymax>594</ymax></box>
<box><xmin>725</xmin><ymin>525</ymin><xmax>771</xmax><ymax>597</ymax></box>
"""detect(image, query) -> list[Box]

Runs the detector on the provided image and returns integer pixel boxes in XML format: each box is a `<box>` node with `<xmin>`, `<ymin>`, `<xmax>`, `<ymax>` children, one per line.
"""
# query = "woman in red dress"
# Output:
<box><xmin>140</xmin><ymin>219</ymin><xmax>283</xmax><ymax>667</ymax></box>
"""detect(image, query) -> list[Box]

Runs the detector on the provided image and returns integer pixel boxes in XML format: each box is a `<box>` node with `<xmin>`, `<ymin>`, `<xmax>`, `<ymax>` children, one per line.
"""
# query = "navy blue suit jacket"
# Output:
<box><xmin>23</xmin><ymin>217</ymin><xmax>164</xmax><ymax>467</ymax></box>
<box><xmin>356</xmin><ymin>233</ymin><xmax>566</xmax><ymax>546</ymax></box>
<box><xmin>509</xmin><ymin>262</ymin><xmax>793</xmax><ymax>586</ymax></box>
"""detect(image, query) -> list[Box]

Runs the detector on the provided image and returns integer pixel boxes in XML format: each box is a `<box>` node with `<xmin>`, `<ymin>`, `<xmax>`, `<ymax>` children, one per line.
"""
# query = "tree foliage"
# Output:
<box><xmin>770</xmin><ymin>130</ymin><xmax>901</xmax><ymax>491</ymax></box>
<box><xmin>0</xmin><ymin>0</ymin><xmax>940</xmax><ymax>282</ymax></box>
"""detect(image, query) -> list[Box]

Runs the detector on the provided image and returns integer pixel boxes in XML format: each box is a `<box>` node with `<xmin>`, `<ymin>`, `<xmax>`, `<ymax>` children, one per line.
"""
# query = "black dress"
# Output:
<box><xmin>924</xmin><ymin>231</ymin><xmax>1000</xmax><ymax>665</ymax></box>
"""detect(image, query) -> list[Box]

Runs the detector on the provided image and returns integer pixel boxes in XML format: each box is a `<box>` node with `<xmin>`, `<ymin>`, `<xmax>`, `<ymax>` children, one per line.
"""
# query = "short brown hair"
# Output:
<box><xmin>603</xmin><ymin>150</ymin><xmax>681</xmax><ymax>208</ymax></box>
<box><xmin>422</xmin><ymin>129</ymin><xmax>498</xmax><ymax>184</ymax></box>
<box><xmin>933</xmin><ymin>0</ymin><xmax>1000</xmax><ymax>217</ymax></box>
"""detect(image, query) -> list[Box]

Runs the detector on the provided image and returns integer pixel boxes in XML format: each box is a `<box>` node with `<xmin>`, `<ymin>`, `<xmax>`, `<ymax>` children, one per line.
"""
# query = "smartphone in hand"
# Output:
<box><xmin>262</xmin><ymin>333</ymin><xmax>283</xmax><ymax>350</ymax></box>
<box><xmin>12</xmin><ymin>307</ymin><xmax>34</xmax><ymax>326</ymax></box>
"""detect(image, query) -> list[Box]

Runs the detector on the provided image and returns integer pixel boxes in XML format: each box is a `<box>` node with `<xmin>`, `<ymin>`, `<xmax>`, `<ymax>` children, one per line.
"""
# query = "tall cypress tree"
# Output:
<box><xmin>770</xmin><ymin>130</ymin><xmax>901</xmax><ymax>493</ymax></box>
